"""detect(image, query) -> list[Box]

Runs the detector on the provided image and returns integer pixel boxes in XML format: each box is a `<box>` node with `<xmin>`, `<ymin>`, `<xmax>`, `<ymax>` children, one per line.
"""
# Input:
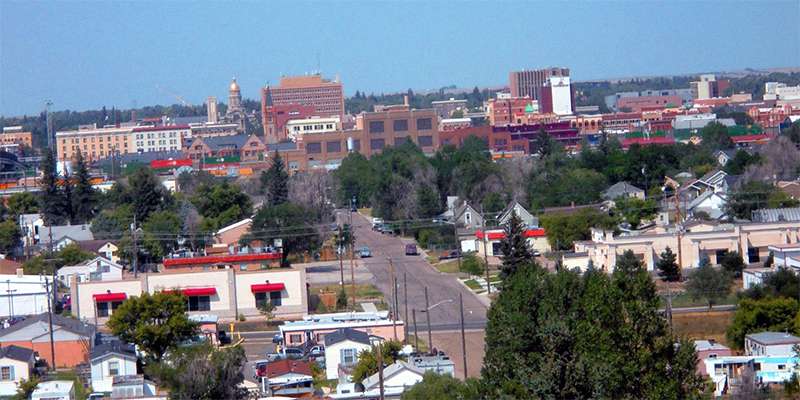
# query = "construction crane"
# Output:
<box><xmin>155</xmin><ymin>84</ymin><xmax>190</xmax><ymax>106</ymax></box>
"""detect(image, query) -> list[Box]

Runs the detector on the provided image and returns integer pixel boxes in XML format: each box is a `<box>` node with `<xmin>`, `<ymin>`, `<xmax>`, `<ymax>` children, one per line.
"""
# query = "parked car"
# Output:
<box><xmin>371</xmin><ymin>218</ymin><xmax>384</xmax><ymax>229</ymax></box>
<box><xmin>359</xmin><ymin>247</ymin><xmax>372</xmax><ymax>258</ymax></box>
<box><xmin>438</xmin><ymin>250</ymin><xmax>461</xmax><ymax>260</ymax></box>
<box><xmin>253</xmin><ymin>359</ymin><xmax>270</xmax><ymax>379</ymax></box>
<box><xmin>266</xmin><ymin>347</ymin><xmax>304</xmax><ymax>361</ymax></box>
<box><xmin>532</xmin><ymin>250</ymin><xmax>541</xmax><ymax>257</ymax></box>
<box><xmin>405</xmin><ymin>244</ymin><xmax>418</xmax><ymax>256</ymax></box>
<box><xmin>272</xmin><ymin>333</ymin><xmax>283</xmax><ymax>344</ymax></box>
<box><xmin>304</xmin><ymin>345</ymin><xmax>325</xmax><ymax>359</ymax></box>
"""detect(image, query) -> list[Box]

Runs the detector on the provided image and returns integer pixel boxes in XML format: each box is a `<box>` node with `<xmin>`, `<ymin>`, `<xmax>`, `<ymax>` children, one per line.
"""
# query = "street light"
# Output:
<box><xmin>419</xmin><ymin>294</ymin><xmax>454</xmax><ymax>354</ymax></box>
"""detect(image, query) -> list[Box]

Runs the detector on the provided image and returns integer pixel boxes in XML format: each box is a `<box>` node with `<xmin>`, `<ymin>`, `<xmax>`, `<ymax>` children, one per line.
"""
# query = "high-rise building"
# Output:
<box><xmin>540</xmin><ymin>76</ymin><xmax>574</xmax><ymax>116</ymax></box>
<box><xmin>509</xmin><ymin>67</ymin><xmax>570</xmax><ymax>100</ymax></box>
<box><xmin>690</xmin><ymin>74</ymin><xmax>731</xmax><ymax>100</ymax></box>
<box><xmin>266</xmin><ymin>74</ymin><xmax>345</xmax><ymax>120</ymax></box>
<box><xmin>207</xmin><ymin>96</ymin><xmax>219</xmax><ymax>123</ymax></box>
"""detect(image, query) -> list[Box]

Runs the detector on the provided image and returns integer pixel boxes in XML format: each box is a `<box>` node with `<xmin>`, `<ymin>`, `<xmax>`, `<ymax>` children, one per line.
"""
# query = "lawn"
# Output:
<box><xmin>672</xmin><ymin>310</ymin><xmax>734</xmax><ymax>345</ymax></box>
<box><xmin>312</xmin><ymin>284</ymin><xmax>385</xmax><ymax>301</ymax></box>
<box><xmin>434</xmin><ymin>260</ymin><xmax>461</xmax><ymax>274</ymax></box>
<box><xmin>405</xmin><ymin>334</ymin><xmax>429</xmax><ymax>353</ymax></box>
<box><xmin>660</xmin><ymin>291</ymin><xmax>738</xmax><ymax>309</ymax></box>
<box><xmin>464</xmin><ymin>279</ymin><xmax>482</xmax><ymax>290</ymax></box>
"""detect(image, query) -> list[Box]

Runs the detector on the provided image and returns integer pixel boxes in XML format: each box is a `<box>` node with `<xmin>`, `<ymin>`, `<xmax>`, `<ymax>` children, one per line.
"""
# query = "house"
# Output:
<box><xmin>279</xmin><ymin>311</ymin><xmax>403</xmax><ymax>348</ymax></box>
<box><xmin>0</xmin><ymin>258</ymin><xmax>23</xmax><ymax>275</ymax></box>
<box><xmin>410</xmin><ymin>353</ymin><xmax>456</xmax><ymax>377</ymax></box>
<box><xmin>0</xmin><ymin>274</ymin><xmax>56</xmax><ymax>318</ymax></box>
<box><xmin>324</xmin><ymin>328</ymin><xmax>377</xmax><ymax>380</ymax></box>
<box><xmin>474</xmin><ymin>228</ymin><xmax>549</xmax><ymax>257</ymax></box>
<box><xmin>57</xmin><ymin>256</ymin><xmax>123</xmax><ymax>288</ymax></box>
<box><xmin>714</xmin><ymin>149</ymin><xmax>737</xmax><ymax>166</ymax></box>
<box><xmin>90</xmin><ymin>341</ymin><xmax>138</xmax><ymax>393</ymax></box>
<box><xmin>77</xmin><ymin>240</ymin><xmax>120</xmax><ymax>263</ymax></box>
<box><xmin>31</xmin><ymin>380</ymin><xmax>75</xmax><ymax>400</ymax></box>
<box><xmin>214</xmin><ymin>218</ymin><xmax>252</xmax><ymax>249</ymax></box>
<box><xmin>704</xmin><ymin>355</ymin><xmax>798</xmax><ymax>396</ymax></box>
<box><xmin>777</xmin><ymin>180</ymin><xmax>800</xmax><ymax>200</ymax></box>
<box><xmin>18</xmin><ymin>213</ymin><xmax>44</xmax><ymax>246</ymax></box>
<box><xmin>497</xmin><ymin>201</ymin><xmax>538</xmax><ymax>228</ymax></box>
<box><xmin>0</xmin><ymin>345</ymin><xmax>35</xmax><ymax>397</ymax></box>
<box><xmin>47</xmin><ymin>224</ymin><xmax>94</xmax><ymax>251</ymax></box>
<box><xmin>0</xmin><ymin>313</ymin><xmax>95</xmax><ymax>368</ymax></box>
<box><xmin>561</xmin><ymin>252</ymin><xmax>592</xmax><ymax>272</ymax></box>
<box><xmin>602</xmin><ymin>182</ymin><xmax>645</xmax><ymax>201</ymax></box>
<box><xmin>262</xmin><ymin>359</ymin><xmax>314</xmax><ymax>397</ymax></box>
<box><xmin>110</xmin><ymin>375</ymin><xmax>158</xmax><ymax>399</ymax></box>
<box><xmin>452</xmin><ymin>202</ymin><xmax>483</xmax><ymax>230</ymax></box>
<box><xmin>694</xmin><ymin>340</ymin><xmax>732</xmax><ymax>376</ymax></box>
<box><xmin>745</xmin><ymin>332</ymin><xmax>800</xmax><ymax>356</ymax></box>
<box><xmin>362</xmin><ymin>360</ymin><xmax>425</xmax><ymax>393</ymax></box>
<box><xmin>770</xmin><ymin>243</ymin><xmax>800</xmax><ymax>269</ymax></box>
<box><xmin>687</xmin><ymin>190</ymin><xmax>728</xmax><ymax>220</ymax></box>
<box><xmin>752</xmin><ymin>207</ymin><xmax>800</xmax><ymax>223</ymax></box>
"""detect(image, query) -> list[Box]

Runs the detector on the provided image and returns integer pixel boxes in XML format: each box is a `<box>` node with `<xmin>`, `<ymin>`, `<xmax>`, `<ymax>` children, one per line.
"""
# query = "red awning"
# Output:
<box><xmin>251</xmin><ymin>283</ymin><xmax>285</xmax><ymax>293</ymax></box>
<box><xmin>93</xmin><ymin>292</ymin><xmax>127</xmax><ymax>302</ymax></box>
<box><xmin>182</xmin><ymin>287</ymin><xmax>217</xmax><ymax>296</ymax></box>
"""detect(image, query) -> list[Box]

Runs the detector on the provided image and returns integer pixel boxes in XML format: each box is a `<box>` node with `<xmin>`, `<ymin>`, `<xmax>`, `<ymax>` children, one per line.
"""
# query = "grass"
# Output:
<box><xmin>671</xmin><ymin>310</ymin><xmax>734</xmax><ymax>345</ymax></box>
<box><xmin>406</xmin><ymin>334</ymin><xmax>429</xmax><ymax>353</ymax></box>
<box><xmin>312</xmin><ymin>283</ymin><xmax>385</xmax><ymax>300</ymax></box>
<box><xmin>660</xmin><ymin>291</ymin><xmax>739</xmax><ymax>309</ymax></box>
<box><xmin>434</xmin><ymin>259</ymin><xmax>461</xmax><ymax>274</ymax></box>
<box><xmin>464</xmin><ymin>279</ymin><xmax>482</xmax><ymax>290</ymax></box>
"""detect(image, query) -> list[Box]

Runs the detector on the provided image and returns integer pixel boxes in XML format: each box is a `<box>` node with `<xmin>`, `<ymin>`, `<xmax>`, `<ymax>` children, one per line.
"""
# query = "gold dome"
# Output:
<box><xmin>229</xmin><ymin>78</ymin><xmax>240</xmax><ymax>92</ymax></box>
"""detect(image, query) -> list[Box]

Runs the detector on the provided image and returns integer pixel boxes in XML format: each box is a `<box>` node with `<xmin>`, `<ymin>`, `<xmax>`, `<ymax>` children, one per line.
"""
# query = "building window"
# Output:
<box><xmin>97</xmin><ymin>302</ymin><xmax>110</xmax><ymax>317</ymax></box>
<box><xmin>394</xmin><ymin>137</ymin><xmax>409</xmax><ymax>146</ymax></box>
<box><xmin>289</xmin><ymin>334</ymin><xmax>302</xmax><ymax>344</ymax></box>
<box><xmin>393</xmin><ymin>119</ymin><xmax>409</xmax><ymax>132</ymax></box>
<box><xmin>351</xmin><ymin>139</ymin><xmax>361</xmax><ymax>152</ymax></box>
<box><xmin>108</xmin><ymin>361</ymin><xmax>120</xmax><ymax>376</ymax></box>
<box><xmin>416</xmin><ymin>118</ymin><xmax>433</xmax><ymax>130</ymax></box>
<box><xmin>370</xmin><ymin>139</ymin><xmax>385</xmax><ymax>150</ymax></box>
<box><xmin>306</xmin><ymin>142</ymin><xmax>322</xmax><ymax>154</ymax></box>
<box><xmin>341</xmin><ymin>348</ymin><xmax>357</xmax><ymax>365</ymax></box>
<box><xmin>418</xmin><ymin>136</ymin><xmax>433</xmax><ymax>147</ymax></box>
<box><xmin>326</xmin><ymin>141</ymin><xmax>341</xmax><ymax>153</ymax></box>
<box><xmin>369</xmin><ymin>121</ymin><xmax>384</xmax><ymax>134</ymax></box>
<box><xmin>188</xmin><ymin>296</ymin><xmax>210</xmax><ymax>311</ymax></box>
<box><xmin>0</xmin><ymin>366</ymin><xmax>13</xmax><ymax>381</ymax></box>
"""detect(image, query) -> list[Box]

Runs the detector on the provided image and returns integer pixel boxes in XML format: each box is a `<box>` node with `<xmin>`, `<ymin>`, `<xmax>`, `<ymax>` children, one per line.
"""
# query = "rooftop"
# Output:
<box><xmin>746</xmin><ymin>332</ymin><xmax>800</xmax><ymax>345</ymax></box>
<box><xmin>265</xmin><ymin>359</ymin><xmax>314</xmax><ymax>378</ymax></box>
<box><xmin>324</xmin><ymin>328</ymin><xmax>371</xmax><ymax>346</ymax></box>
<box><xmin>0</xmin><ymin>345</ymin><xmax>34</xmax><ymax>362</ymax></box>
<box><xmin>694</xmin><ymin>339</ymin><xmax>730</xmax><ymax>352</ymax></box>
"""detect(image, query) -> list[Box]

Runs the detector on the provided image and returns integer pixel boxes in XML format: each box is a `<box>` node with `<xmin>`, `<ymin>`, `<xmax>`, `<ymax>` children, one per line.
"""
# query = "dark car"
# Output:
<box><xmin>405</xmin><ymin>244</ymin><xmax>418</xmax><ymax>256</ymax></box>
<box><xmin>438</xmin><ymin>250</ymin><xmax>461</xmax><ymax>260</ymax></box>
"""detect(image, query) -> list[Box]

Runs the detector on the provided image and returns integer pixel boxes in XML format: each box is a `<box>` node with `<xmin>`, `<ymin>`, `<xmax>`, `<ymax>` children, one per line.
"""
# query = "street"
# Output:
<box><xmin>339</xmin><ymin>210</ymin><xmax>488</xmax><ymax>331</ymax></box>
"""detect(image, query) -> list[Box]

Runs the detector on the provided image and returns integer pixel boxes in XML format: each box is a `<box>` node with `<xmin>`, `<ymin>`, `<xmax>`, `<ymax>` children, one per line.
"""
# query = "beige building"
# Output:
<box><xmin>56</xmin><ymin>124</ymin><xmax>133</xmax><ymax>162</ymax></box>
<box><xmin>1</xmin><ymin>126</ymin><xmax>33</xmax><ymax>148</ymax></box>
<box><xmin>71</xmin><ymin>268</ymin><xmax>307</xmax><ymax>324</ymax></box>
<box><xmin>572</xmin><ymin>221</ymin><xmax>800</xmax><ymax>272</ymax></box>
<box><xmin>286</xmin><ymin>116</ymin><xmax>341</xmax><ymax>142</ymax></box>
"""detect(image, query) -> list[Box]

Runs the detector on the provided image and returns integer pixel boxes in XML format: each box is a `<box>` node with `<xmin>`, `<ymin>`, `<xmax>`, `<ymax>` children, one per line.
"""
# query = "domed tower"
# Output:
<box><xmin>227</xmin><ymin>77</ymin><xmax>243</xmax><ymax>115</ymax></box>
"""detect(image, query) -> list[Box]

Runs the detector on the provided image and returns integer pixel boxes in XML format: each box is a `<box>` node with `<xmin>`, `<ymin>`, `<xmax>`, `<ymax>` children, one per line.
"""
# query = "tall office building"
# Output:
<box><xmin>509</xmin><ymin>67</ymin><xmax>570</xmax><ymax>100</ymax></box>
<box><xmin>265</xmin><ymin>74</ymin><xmax>345</xmax><ymax>120</ymax></box>
<box><xmin>207</xmin><ymin>96</ymin><xmax>218</xmax><ymax>123</ymax></box>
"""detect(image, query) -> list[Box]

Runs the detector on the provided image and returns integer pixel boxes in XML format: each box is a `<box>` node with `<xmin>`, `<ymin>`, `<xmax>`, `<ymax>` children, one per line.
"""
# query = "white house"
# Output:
<box><xmin>704</xmin><ymin>355</ymin><xmax>799</xmax><ymax>397</ymax></box>
<box><xmin>31</xmin><ymin>380</ymin><xmax>75</xmax><ymax>400</ymax></box>
<box><xmin>90</xmin><ymin>341</ymin><xmax>138</xmax><ymax>393</ymax></box>
<box><xmin>0</xmin><ymin>274</ymin><xmax>55</xmax><ymax>318</ymax></box>
<box><xmin>18</xmin><ymin>214</ymin><xmax>44</xmax><ymax>246</ymax></box>
<box><xmin>324</xmin><ymin>328</ymin><xmax>376</xmax><ymax>380</ymax></box>
<box><xmin>362</xmin><ymin>360</ymin><xmax>425</xmax><ymax>392</ymax></box>
<box><xmin>688</xmin><ymin>191</ymin><xmax>728</xmax><ymax>220</ymax></box>
<box><xmin>498</xmin><ymin>201</ymin><xmax>538</xmax><ymax>228</ymax></box>
<box><xmin>48</xmin><ymin>225</ymin><xmax>94</xmax><ymax>251</ymax></box>
<box><xmin>744</xmin><ymin>332</ymin><xmax>800</xmax><ymax>356</ymax></box>
<box><xmin>57</xmin><ymin>256</ymin><xmax>123</xmax><ymax>288</ymax></box>
<box><xmin>0</xmin><ymin>345</ymin><xmax>35</xmax><ymax>397</ymax></box>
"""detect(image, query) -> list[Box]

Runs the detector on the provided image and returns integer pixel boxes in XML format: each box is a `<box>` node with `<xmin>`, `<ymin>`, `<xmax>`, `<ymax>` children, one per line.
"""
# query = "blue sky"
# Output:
<box><xmin>1</xmin><ymin>1</ymin><xmax>798</xmax><ymax>116</ymax></box>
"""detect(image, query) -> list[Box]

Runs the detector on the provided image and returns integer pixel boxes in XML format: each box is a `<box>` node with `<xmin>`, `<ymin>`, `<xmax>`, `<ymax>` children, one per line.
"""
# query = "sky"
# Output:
<box><xmin>1</xmin><ymin>1</ymin><xmax>799</xmax><ymax>117</ymax></box>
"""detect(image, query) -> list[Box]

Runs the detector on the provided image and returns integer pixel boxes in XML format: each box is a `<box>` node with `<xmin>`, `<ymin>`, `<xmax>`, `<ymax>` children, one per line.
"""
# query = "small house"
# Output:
<box><xmin>324</xmin><ymin>328</ymin><xmax>376</xmax><ymax>380</ymax></box>
<box><xmin>31</xmin><ymin>380</ymin><xmax>75</xmax><ymax>400</ymax></box>
<box><xmin>0</xmin><ymin>313</ymin><xmax>95</xmax><ymax>368</ymax></box>
<box><xmin>263</xmin><ymin>359</ymin><xmax>314</xmax><ymax>397</ymax></box>
<box><xmin>90</xmin><ymin>341</ymin><xmax>138</xmax><ymax>393</ymax></box>
<box><xmin>745</xmin><ymin>332</ymin><xmax>800</xmax><ymax>356</ymax></box>
<box><xmin>0</xmin><ymin>345</ymin><xmax>35</xmax><ymax>397</ymax></box>
<box><xmin>452</xmin><ymin>203</ymin><xmax>483</xmax><ymax>230</ymax></box>
<box><xmin>693</xmin><ymin>339</ymin><xmax>732</xmax><ymax>376</ymax></box>
<box><xmin>362</xmin><ymin>360</ymin><xmax>425</xmax><ymax>393</ymax></box>
<box><xmin>602</xmin><ymin>182</ymin><xmax>645</xmax><ymax>201</ymax></box>
<box><xmin>497</xmin><ymin>201</ymin><xmax>538</xmax><ymax>228</ymax></box>
<box><xmin>57</xmin><ymin>256</ymin><xmax>123</xmax><ymax>288</ymax></box>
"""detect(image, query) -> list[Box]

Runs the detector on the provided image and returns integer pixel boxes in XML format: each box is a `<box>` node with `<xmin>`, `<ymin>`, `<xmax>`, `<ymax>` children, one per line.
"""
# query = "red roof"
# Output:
<box><xmin>163</xmin><ymin>252</ymin><xmax>281</xmax><ymax>267</ymax></box>
<box><xmin>731</xmin><ymin>134</ymin><xmax>770</xmax><ymax>143</ymax></box>
<box><xmin>181</xmin><ymin>287</ymin><xmax>217</xmax><ymax>296</ymax></box>
<box><xmin>622</xmin><ymin>137</ymin><xmax>675</xmax><ymax>147</ymax></box>
<box><xmin>132</xmin><ymin>124</ymin><xmax>190</xmax><ymax>132</ymax></box>
<box><xmin>251</xmin><ymin>283</ymin><xmax>285</xmax><ymax>293</ymax></box>
<box><xmin>150</xmin><ymin>159</ymin><xmax>192</xmax><ymax>169</ymax></box>
<box><xmin>264</xmin><ymin>359</ymin><xmax>313</xmax><ymax>379</ymax></box>
<box><xmin>93</xmin><ymin>292</ymin><xmax>127</xmax><ymax>302</ymax></box>
<box><xmin>475</xmin><ymin>228</ymin><xmax>546</xmax><ymax>240</ymax></box>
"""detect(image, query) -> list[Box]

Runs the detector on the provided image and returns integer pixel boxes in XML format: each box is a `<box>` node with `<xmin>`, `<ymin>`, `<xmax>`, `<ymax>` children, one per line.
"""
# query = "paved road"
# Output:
<box><xmin>339</xmin><ymin>211</ymin><xmax>488</xmax><ymax>330</ymax></box>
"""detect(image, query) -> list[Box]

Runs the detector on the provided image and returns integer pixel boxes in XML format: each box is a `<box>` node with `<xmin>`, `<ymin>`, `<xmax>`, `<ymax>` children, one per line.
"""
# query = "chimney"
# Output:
<box><xmin>16</xmin><ymin>268</ymin><xmax>23</xmax><ymax>278</ymax></box>
<box><xmin>403</xmin><ymin>95</ymin><xmax>409</xmax><ymax>107</ymax></box>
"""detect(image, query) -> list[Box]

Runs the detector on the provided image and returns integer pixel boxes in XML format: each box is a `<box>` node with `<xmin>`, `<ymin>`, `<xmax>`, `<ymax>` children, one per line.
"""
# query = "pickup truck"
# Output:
<box><xmin>265</xmin><ymin>347</ymin><xmax>304</xmax><ymax>362</ymax></box>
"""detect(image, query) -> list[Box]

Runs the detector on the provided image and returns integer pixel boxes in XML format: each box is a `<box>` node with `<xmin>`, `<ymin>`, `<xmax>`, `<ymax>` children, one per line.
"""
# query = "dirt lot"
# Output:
<box><xmin>431</xmin><ymin>330</ymin><xmax>486</xmax><ymax>379</ymax></box>
<box><xmin>672</xmin><ymin>310</ymin><xmax>735</xmax><ymax>345</ymax></box>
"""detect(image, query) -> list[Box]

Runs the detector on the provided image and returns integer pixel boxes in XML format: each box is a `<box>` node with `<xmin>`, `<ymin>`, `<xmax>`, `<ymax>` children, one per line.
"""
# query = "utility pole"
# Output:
<box><xmin>132</xmin><ymin>216</ymin><xmax>139</xmax><ymax>278</ymax></box>
<box><xmin>424</xmin><ymin>286</ymin><xmax>432</xmax><ymax>354</ymax></box>
<box><xmin>412</xmin><ymin>309</ymin><xmax>419</xmax><ymax>351</ymax></box>
<box><xmin>453</xmin><ymin>223</ymin><xmax>461</xmax><ymax>271</ymax></box>
<box><xmin>480</xmin><ymin>206</ymin><xmax>491</xmax><ymax>294</ymax></box>
<box><xmin>403</xmin><ymin>272</ymin><xmax>408</xmax><ymax>344</ymax></box>
<box><xmin>459</xmin><ymin>292</ymin><xmax>468</xmax><ymax>379</ymax></box>
<box><xmin>48</xmin><ymin>226</ymin><xmax>57</xmax><ymax>306</ymax></box>
<box><xmin>338</xmin><ymin>223</ymin><xmax>344</xmax><ymax>288</ymax></box>
<box><xmin>44</xmin><ymin>277</ymin><xmax>55</xmax><ymax>370</ymax></box>
<box><xmin>666</xmin><ymin>282</ymin><xmax>673</xmax><ymax>333</ymax></box>
<box><xmin>388</xmin><ymin>257</ymin><xmax>397</xmax><ymax>341</ymax></box>
<box><xmin>377</xmin><ymin>343</ymin><xmax>385</xmax><ymax>400</ymax></box>
<box><xmin>349</xmin><ymin>210</ymin><xmax>356</xmax><ymax>310</ymax></box>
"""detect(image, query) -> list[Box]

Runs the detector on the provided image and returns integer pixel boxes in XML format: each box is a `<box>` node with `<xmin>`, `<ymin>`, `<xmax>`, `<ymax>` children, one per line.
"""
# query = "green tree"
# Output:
<box><xmin>334</xmin><ymin>152</ymin><xmax>376</xmax><ymax>208</ymax></box>
<box><xmin>191</xmin><ymin>182</ymin><xmax>252</xmax><ymax>230</ymax></box>
<box><xmin>142</xmin><ymin>210</ymin><xmax>182</xmax><ymax>259</ymax></box>
<box><xmin>402</xmin><ymin>372</ymin><xmax>480</xmax><ymax>400</ymax></box>
<box><xmin>12</xmin><ymin>376</ymin><xmax>40</xmax><ymax>400</ymax></box>
<box><xmin>6</xmin><ymin>192</ymin><xmax>39</xmax><ymax>218</ymax></box>
<box><xmin>612</xmin><ymin>196</ymin><xmax>658</xmax><ymax>229</ymax></box>
<box><xmin>261</xmin><ymin>151</ymin><xmax>289</xmax><ymax>207</ymax></box>
<box><xmin>61</xmin><ymin>169</ymin><xmax>74</xmax><ymax>223</ymax></box>
<box><xmin>107</xmin><ymin>292</ymin><xmax>198</xmax><ymax>362</ymax></box>
<box><xmin>460</xmin><ymin>252</ymin><xmax>485</xmax><ymax>276</ymax></box>
<box><xmin>723</xmin><ymin>150</ymin><xmax>759</xmax><ymax>175</ymax></box>
<box><xmin>726</xmin><ymin>297</ymin><xmax>800</xmax><ymax>349</ymax></box>
<box><xmin>700</xmin><ymin>121</ymin><xmax>733</xmax><ymax>151</ymax></box>
<box><xmin>350</xmin><ymin>341</ymin><xmax>404</xmax><ymax>384</ymax></box>
<box><xmin>71</xmin><ymin>150</ymin><xmax>97</xmax><ymax>223</ymax></box>
<box><xmin>783</xmin><ymin>120</ymin><xmax>800</xmax><ymax>144</ymax></box>
<box><xmin>57</xmin><ymin>242</ymin><xmax>94</xmax><ymax>265</ymax></box>
<box><xmin>685</xmin><ymin>263</ymin><xmax>732</xmax><ymax>310</ymax></box>
<box><xmin>148</xmin><ymin>344</ymin><xmax>248</xmax><ymax>400</ymax></box>
<box><xmin>129</xmin><ymin>167</ymin><xmax>172</xmax><ymax>222</ymax></box>
<box><xmin>719</xmin><ymin>250</ymin><xmax>745</xmax><ymax>277</ymax></box>
<box><xmin>539</xmin><ymin>208</ymin><xmax>617</xmax><ymax>251</ymax></box>
<box><xmin>244</xmin><ymin>203</ymin><xmax>320</xmax><ymax>267</ymax></box>
<box><xmin>40</xmin><ymin>151</ymin><xmax>68</xmax><ymax>225</ymax></box>
<box><xmin>742</xmin><ymin>267</ymin><xmax>800</xmax><ymax>300</ymax></box>
<box><xmin>497</xmin><ymin>210</ymin><xmax>532</xmax><ymax>279</ymax></box>
<box><xmin>725</xmin><ymin>180</ymin><xmax>779</xmax><ymax>220</ymax></box>
<box><xmin>657</xmin><ymin>247</ymin><xmax>680</xmax><ymax>282</ymax></box>
<box><xmin>0</xmin><ymin>220</ymin><xmax>21</xmax><ymax>255</ymax></box>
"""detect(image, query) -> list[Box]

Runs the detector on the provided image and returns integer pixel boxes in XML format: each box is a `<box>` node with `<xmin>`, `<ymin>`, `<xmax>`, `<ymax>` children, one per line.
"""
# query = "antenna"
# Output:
<box><xmin>316</xmin><ymin>52</ymin><xmax>321</xmax><ymax>75</ymax></box>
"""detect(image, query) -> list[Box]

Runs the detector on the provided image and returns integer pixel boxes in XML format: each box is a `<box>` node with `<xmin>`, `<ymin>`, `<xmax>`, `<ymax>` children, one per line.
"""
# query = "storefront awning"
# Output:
<box><xmin>251</xmin><ymin>283</ymin><xmax>285</xmax><ymax>293</ymax></box>
<box><xmin>93</xmin><ymin>292</ymin><xmax>127</xmax><ymax>302</ymax></box>
<box><xmin>181</xmin><ymin>287</ymin><xmax>217</xmax><ymax>296</ymax></box>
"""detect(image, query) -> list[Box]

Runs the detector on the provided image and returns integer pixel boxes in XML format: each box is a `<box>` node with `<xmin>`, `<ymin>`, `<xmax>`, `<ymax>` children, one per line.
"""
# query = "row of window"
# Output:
<box><xmin>96</xmin><ymin>292</ymin><xmax>282</xmax><ymax>316</ymax></box>
<box><xmin>135</xmin><ymin>132</ymin><xmax>179</xmax><ymax>140</ymax></box>
<box><xmin>62</xmin><ymin>135</ymin><xmax>127</xmax><ymax>145</ymax></box>
<box><xmin>305</xmin><ymin>135</ymin><xmax>435</xmax><ymax>154</ymax></box>
<box><xmin>368</xmin><ymin>118</ymin><xmax>433</xmax><ymax>134</ymax></box>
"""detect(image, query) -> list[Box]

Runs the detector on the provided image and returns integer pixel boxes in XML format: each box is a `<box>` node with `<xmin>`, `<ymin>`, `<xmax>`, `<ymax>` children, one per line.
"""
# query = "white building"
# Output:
<box><xmin>323</xmin><ymin>328</ymin><xmax>378</xmax><ymax>380</ymax></box>
<box><xmin>18</xmin><ymin>213</ymin><xmax>44</xmax><ymax>246</ymax></box>
<box><xmin>0</xmin><ymin>274</ymin><xmax>55</xmax><ymax>318</ymax></box>
<box><xmin>0</xmin><ymin>345</ymin><xmax>35</xmax><ymax>397</ymax></box>
<box><xmin>57</xmin><ymin>256</ymin><xmax>123</xmax><ymax>288</ymax></box>
<box><xmin>278</xmin><ymin>311</ymin><xmax>404</xmax><ymax>348</ymax></box>
<box><xmin>90</xmin><ymin>342</ymin><xmax>138</xmax><ymax>393</ymax></box>
<box><xmin>31</xmin><ymin>380</ymin><xmax>75</xmax><ymax>400</ymax></box>
<box><xmin>361</xmin><ymin>360</ymin><xmax>425</xmax><ymax>395</ymax></box>
<box><xmin>548</xmin><ymin>76</ymin><xmax>573</xmax><ymax>116</ymax></box>
<box><xmin>286</xmin><ymin>116</ymin><xmax>340</xmax><ymax>142</ymax></box>
<box><xmin>744</xmin><ymin>332</ymin><xmax>800</xmax><ymax>357</ymax></box>
<box><xmin>131</xmin><ymin>125</ymin><xmax>188</xmax><ymax>153</ymax></box>
<box><xmin>704</xmin><ymin>355</ymin><xmax>798</xmax><ymax>397</ymax></box>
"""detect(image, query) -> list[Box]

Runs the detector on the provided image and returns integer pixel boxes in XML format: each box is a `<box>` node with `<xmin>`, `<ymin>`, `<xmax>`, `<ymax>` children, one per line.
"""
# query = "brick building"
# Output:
<box><xmin>509</xmin><ymin>67</ymin><xmax>570</xmax><ymax>100</ymax></box>
<box><xmin>265</xmin><ymin>74</ymin><xmax>345</xmax><ymax>120</ymax></box>
<box><xmin>616</xmin><ymin>95</ymin><xmax>683</xmax><ymax>112</ymax></box>
<box><xmin>0</xmin><ymin>126</ymin><xmax>33</xmax><ymax>149</ymax></box>
<box><xmin>0</xmin><ymin>313</ymin><xmax>95</xmax><ymax>368</ymax></box>
<box><xmin>56</xmin><ymin>124</ymin><xmax>133</xmax><ymax>162</ymax></box>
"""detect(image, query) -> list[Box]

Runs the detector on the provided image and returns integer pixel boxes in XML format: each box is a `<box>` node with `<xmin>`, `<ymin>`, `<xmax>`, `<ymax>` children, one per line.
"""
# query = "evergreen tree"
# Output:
<box><xmin>657</xmin><ymin>247</ymin><xmax>681</xmax><ymax>282</ymax></box>
<box><xmin>261</xmin><ymin>151</ymin><xmax>289</xmax><ymax>207</ymax></box>
<box><xmin>61</xmin><ymin>169</ymin><xmax>74</xmax><ymax>223</ymax></box>
<box><xmin>498</xmin><ymin>210</ymin><xmax>532</xmax><ymax>279</ymax></box>
<box><xmin>71</xmin><ymin>150</ymin><xmax>97</xmax><ymax>223</ymax></box>
<box><xmin>39</xmin><ymin>151</ymin><xmax>68</xmax><ymax>225</ymax></box>
<box><xmin>129</xmin><ymin>168</ymin><xmax>170</xmax><ymax>223</ymax></box>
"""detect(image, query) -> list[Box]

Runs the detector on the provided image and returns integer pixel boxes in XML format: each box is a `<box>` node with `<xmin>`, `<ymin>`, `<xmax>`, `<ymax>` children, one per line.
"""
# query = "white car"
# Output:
<box><xmin>371</xmin><ymin>218</ymin><xmax>384</xmax><ymax>229</ymax></box>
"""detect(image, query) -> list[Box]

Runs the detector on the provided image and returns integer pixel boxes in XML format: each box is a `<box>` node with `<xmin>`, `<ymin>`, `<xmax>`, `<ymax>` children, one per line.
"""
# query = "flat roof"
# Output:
<box><xmin>746</xmin><ymin>332</ymin><xmax>800</xmax><ymax>346</ymax></box>
<box><xmin>694</xmin><ymin>340</ymin><xmax>730</xmax><ymax>352</ymax></box>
